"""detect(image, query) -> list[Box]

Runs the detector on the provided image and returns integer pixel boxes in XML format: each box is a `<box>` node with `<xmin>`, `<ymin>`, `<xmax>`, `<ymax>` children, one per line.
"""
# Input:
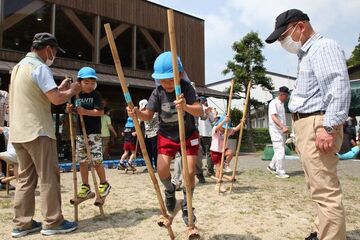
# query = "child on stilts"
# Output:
<box><xmin>210</xmin><ymin>115</ymin><xmax>241</xmax><ymax>192</ymax></box>
<box><xmin>66</xmin><ymin>67</ymin><xmax>111</xmax><ymax>199</ymax></box>
<box><xmin>118</xmin><ymin>117</ymin><xmax>137</xmax><ymax>171</ymax></box>
<box><xmin>127</xmin><ymin>52</ymin><xmax>203</xmax><ymax>226</ymax></box>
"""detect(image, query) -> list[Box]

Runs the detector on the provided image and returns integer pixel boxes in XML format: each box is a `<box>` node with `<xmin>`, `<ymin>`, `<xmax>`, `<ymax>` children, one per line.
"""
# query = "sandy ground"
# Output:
<box><xmin>0</xmin><ymin>154</ymin><xmax>359</xmax><ymax>240</ymax></box>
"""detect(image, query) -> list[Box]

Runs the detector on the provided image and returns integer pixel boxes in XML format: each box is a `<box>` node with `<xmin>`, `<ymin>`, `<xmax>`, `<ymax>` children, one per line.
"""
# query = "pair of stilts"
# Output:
<box><xmin>101</xmin><ymin>9</ymin><xmax>199</xmax><ymax>240</ymax></box>
<box><xmin>210</xmin><ymin>79</ymin><xmax>252</xmax><ymax>194</ymax></box>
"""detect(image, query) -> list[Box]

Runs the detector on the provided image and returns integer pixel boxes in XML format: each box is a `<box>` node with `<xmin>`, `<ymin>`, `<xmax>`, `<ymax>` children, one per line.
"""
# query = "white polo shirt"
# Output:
<box><xmin>268</xmin><ymin>97</ymin><xmax>286</xmax><ymax>142</ymax></box>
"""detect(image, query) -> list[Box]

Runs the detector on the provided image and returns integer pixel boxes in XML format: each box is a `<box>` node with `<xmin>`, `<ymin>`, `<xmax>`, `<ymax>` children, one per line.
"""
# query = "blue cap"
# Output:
<box><xmin>125</xmin><ymin>117</ymin><xmax>134</xmax><ymax>128</ymax></box>
<box><xmin>77</xmin><ymin>67</ymin><xmax>98</xmax><ymax>79</ymax></box>
<box><xmin>215</xmin><ymin>115</ymin><xmax>232</xmax><ymax>129</ymax></box>
<box><xmin>152</xmin><ymin>51</ymin><xmax>183</xmax><ymax>80</ymax></box>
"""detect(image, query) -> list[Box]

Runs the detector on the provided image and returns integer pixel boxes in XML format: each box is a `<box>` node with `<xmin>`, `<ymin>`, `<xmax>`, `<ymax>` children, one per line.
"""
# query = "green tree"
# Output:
<box><xmin>347</xmin><ymin>34</ymin><xmax>360</xmax><ymax>67</ymax></box>
<box><xmin>223</xmin><ymin>31</ymin><xmax>273</xmax><ymax>152</ymax></box>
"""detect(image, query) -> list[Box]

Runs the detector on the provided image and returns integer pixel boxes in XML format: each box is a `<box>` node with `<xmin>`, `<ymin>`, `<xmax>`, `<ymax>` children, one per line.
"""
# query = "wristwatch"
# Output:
<box><xmin>323</xmin><ymin>126</ymin><xmax>335</xmax><ymax>134</ymax></box>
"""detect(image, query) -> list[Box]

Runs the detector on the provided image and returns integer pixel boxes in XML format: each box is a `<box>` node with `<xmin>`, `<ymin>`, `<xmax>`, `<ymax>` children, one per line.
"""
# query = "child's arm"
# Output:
<box><xmin>127</xmin><ymin>107</ymin><xmax>155</xmax><ymax>121</ymax></box>
<box><xmin>174</xmin><ymin>95</ymin><xmax>203</xmax><ymax>117</ymax></box>
<box><xmin>233</xmin><ymin>121</ymin><xmax>243</xmax><ymax>132</ymax></box>
<box><xmin>109</xmin><ymin>124</ymin><xmax>117</xmax><ymax>137</ymax></box>
<box><xmin>76</xmin><ymin>107</ymin><xmax>104</xmax><ymax>117</ymax></box>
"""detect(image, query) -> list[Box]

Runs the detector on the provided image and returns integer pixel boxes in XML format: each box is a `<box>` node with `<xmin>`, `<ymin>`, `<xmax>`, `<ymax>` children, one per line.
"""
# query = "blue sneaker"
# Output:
<box><xmin>40</xmin><ymin>220</ymin><xmax>78</xmax><ymax>236</ymax></box>
<box><xmin>12</xmin><ymin>220</ymin><xmax>42</xmax><ymax>238</ymax></box>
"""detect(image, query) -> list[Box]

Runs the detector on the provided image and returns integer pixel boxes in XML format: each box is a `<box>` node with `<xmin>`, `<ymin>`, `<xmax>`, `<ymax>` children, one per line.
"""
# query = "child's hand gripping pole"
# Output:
<box><xmin>167</xmin><ymin>10</ymin><xmax>200</xmax><ymax>239</ymax></box>
<box><xmin>217</xmin><ymin>79</ymin><xmax>235</xmax><ymax>193</ymax></box>
<box><xmin>229</xmin><ymin>80</ymin><xmax>252</xmax><ymax>193</ymax></box>
<box><xmin>104</xmin><ymin>23</ymin><xmax>176</xmax><ymax>240</ymax></box>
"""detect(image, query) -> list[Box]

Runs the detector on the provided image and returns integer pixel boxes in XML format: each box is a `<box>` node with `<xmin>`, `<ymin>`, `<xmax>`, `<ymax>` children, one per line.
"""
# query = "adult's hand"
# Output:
<box><xmin>58</xmin><ymin>77</ymin><xmax>73</xmax><ymax>91</ymax></box>
<box><xmin>315</xmin><ymin>128</ymin><xmax>335</xmax><ymax>153</ymax></box>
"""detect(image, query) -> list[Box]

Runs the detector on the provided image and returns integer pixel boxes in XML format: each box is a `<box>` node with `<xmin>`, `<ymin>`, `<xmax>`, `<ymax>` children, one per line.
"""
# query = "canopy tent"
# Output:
<box><xmin>350</xmin><ymin>80</ymin><xmax>360</xmax><ymax>116</ymax></box>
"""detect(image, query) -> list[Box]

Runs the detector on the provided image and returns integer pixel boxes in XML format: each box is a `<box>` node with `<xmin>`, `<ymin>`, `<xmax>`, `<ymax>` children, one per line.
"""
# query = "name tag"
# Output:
<box><xmin>190</xmin><ymin>138</ymin><xmax>199</xmax><ymax>146</ymax></box>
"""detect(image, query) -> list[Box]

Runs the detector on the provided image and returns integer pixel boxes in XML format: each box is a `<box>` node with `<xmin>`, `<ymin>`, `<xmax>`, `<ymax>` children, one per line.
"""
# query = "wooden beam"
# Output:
<box><xmin>63</xmin><ymin>8</ymin><xmax>95</xmax><ymax>47</ymax></box>
<box><xmin>131</xmin><ymin>25</ymin><xmax>136</xmax><ymax>70</ymax></box>
<box><xmin>99</xmin><ymin>23</ymin><xmax>130</xmax><ymax>49</ymax></box>
<box><xmin>138</xmin><ymin>27</ymin><xmax>162</xmax><ymax>54</ymax></box>
<box><xmin>1</xmin><ymin>0</ymin><xmax>45</xmax><ymax>32</ymax></box>
<box><xmin>93</xmin><ymin>15</ymin><xmax>100</xmax><ymax>63</ymax></box>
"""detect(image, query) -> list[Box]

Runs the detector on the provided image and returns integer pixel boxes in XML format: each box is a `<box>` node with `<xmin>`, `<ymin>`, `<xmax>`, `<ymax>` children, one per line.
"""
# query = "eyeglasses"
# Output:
<box><xmin>278</xmin><ymin>23</ymin><xmax>298</xmax><ymax>41</ymax></box>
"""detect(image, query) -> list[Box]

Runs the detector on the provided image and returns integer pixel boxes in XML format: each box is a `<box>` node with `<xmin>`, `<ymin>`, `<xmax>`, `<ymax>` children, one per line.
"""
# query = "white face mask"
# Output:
<box><xmin>280</xmin><ymin>25</ymin><xmax>302</xmax><ymax>54</ymax></box>
<box><xmin>45</xmin><ymin>48</ymin><xmax>55</xmax><ymax>66</ymax></box>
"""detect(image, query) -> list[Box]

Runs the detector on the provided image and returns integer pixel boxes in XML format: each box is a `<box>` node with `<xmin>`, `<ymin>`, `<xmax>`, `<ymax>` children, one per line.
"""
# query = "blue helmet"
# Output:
<box><xmin>77</xmin><ymin>67</ymin><xmax>98</xmax><ymax>79</ymax></box>
<box><xmin>215</xmin><ymin>115</ymin><xmax>232</xmax><ymax>129</ymax></box>
<box><xmin>152</xmin><ymin>51</ymin><xmax>183</xmax><ymax>80</ymax></box>
<box><xmin>125</xmin><ymin>117</ymin><xmax>134</xmax><ymax>128</ymax></box>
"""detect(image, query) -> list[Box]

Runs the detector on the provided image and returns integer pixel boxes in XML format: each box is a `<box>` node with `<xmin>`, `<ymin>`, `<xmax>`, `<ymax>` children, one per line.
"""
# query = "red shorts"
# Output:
<box><xmin>210</xmin><ymin>151</ymin><xmax>223</xmax><ymax>165</ymax></box>
<box><xmin>158</xmin><ymin>132</ymin><xmax>199</xmax><ymax>158</ymax></box>
<box><xmin>124</xmin><ymin>142</ymin><xmax>136</xmax><ymax>151</ymax></box>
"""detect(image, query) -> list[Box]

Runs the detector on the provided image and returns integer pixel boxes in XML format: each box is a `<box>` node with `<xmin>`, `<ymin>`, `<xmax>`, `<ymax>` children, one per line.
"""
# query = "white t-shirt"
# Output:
<box><xmin>198</xmin><ymin>105</ymin><xmax>214</xmax><ymax>137</ymax></box>
<box><xmin>268</xmin><ymin>97</ymin><xmax>286</xmax><ymax>142</ymax></box>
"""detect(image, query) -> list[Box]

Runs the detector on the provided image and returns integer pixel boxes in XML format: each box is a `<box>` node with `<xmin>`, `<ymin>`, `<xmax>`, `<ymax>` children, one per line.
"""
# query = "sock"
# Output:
<box><xmin>161</xmin><ymin>176</ymin><xmax>175</xmax><ymax>192</ymax></box>
<box><xmin>182</xmin><ymin>188</ymin><xmax>195</xmax><ymax>210</ymax></box>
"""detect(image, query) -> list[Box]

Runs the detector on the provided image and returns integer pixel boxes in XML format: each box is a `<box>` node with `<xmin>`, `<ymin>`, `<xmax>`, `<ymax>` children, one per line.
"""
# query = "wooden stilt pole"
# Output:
<box><xmin>68</xmin><ymin>106</ymin><xmax>79</xmax><ymax>221</ymax></box>
<box><xmin>217</xmin><ymin>80</ymin><xmax>235</xmax><ymax>193</ymax></box>
<box><xmin>76</xmin><ymin>95</ymin><xmax>105</xmax><ymax>218</ymax></box>
<box><xmin>104</xmin><ymin>23</ymin><xmax>176</xmax><ymax>240</ymax></box>
<box><xmin>229</xmin><ymin>80</ymin><xmax>252</xmax><ymax>193</ymax></box>
<box><xmin>6</xmin><ymin>163</ymin><xmax>10</xmax><ymax>195</ymax></box>
<box><xmin>167</xmin><ymin>9</ymin><xmax>200</xmax><ymax>239</ymax></box>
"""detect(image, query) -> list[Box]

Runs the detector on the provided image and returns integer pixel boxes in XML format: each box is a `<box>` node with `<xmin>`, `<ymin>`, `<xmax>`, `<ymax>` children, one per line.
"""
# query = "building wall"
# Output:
<box><xmin>42</xmin><ymin>0</ymin><xmax>205</xmax><ymax>86</ymax></box>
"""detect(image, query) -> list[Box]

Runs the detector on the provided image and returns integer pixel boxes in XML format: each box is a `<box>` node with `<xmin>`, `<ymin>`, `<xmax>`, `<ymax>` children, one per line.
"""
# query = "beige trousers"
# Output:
<box><xmin>13</xmin><ymin>137</ymin><xmax>64</xmax><ymax>229</ymax></box>
<box><xmin>293</xmin><ymin>115</ymin><xmax>346</xmax><ymax>240</ymax></box>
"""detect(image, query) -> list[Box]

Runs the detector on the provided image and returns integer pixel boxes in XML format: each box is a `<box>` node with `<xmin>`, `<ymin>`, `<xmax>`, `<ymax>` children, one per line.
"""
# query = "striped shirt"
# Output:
<box><xmin>288</xmin><ymin>33</ymin><xmax>351</xmax><ymax>127</ymax></box>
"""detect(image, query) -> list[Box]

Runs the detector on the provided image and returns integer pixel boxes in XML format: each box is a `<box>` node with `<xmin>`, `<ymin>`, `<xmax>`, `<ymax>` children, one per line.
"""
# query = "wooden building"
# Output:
<box><xmin>0</xmin><ymin>0</ymin><xmax>227</xmax><ymax>159</ymax></box>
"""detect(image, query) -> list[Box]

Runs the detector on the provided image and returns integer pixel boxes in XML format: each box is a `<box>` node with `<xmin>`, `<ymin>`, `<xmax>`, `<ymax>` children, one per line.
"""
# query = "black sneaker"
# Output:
<box><xmin>206</xmin><ymin>170</ymin><xmax>215</xmax><ymax>177</ymax></box>
<box><xmin>196</xmin><ymin>174</ymin><xmax>206</xmax><ymax>184</ymax></box>
<box><xmin>181</xmin><ymin>206</ymin><xmax>197</xmax><ymax>226</ymax></box>
<box><xmin>305</xmin><ymin>232</ymin><xmax>318</xmax><ymax>240</ymax></box>
<box><xmin>165</xmin><ymin>185</ymin><xmax>176</xmax><ymax>213</ymax></box>
<box><xmin>267</xmin><ymin>165</ymin><xmax>277</xmax><ymax>175</ymax></box>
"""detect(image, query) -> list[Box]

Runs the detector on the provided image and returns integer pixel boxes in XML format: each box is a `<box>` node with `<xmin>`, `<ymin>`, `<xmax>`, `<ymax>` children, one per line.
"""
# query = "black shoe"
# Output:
<box><xmin>305</xmin><ymin>232</ymin><xmax>318</xmax><ymax>240</ymax></box>
<box><xmin>196</xmin><ymin>174</ymin><xmax>206</xmax><ymax>184</ymax></box>
<box><xmin>181</xmin><ymin>206</ymin><xmax>197</xmax><ymax>226</ymax></box>
<box><xmin>165</xmin><ymin>185</ymin><xmax>176</xmax><ymax>213</ymax></box>
<box><xmin>206</xmin><ymin>170</ymin><xmax>215</xmax><ymax>177</ymax></box>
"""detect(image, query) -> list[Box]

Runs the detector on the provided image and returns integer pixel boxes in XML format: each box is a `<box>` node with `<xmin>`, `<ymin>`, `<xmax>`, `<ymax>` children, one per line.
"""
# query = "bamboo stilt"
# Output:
<box><xmin>77</xmin><ymin>95</ymin><xmax>105</xmax><ymax>218</ymax></box>
<box><xmin>229</xmin><ymin>81</ymin><xmax>252</xmax><ymax>193</ymax></box>
<box><xmin>217</xmin><ymin>80</ymin><xmax>235</xmax><ymax>193</ymax></box>
<box><xmin>68</xmin><ymin>107</ymin><xmax>79</xmax><ymax>221</ymax></box>
<box><xmin>104</xmin><ymin>23</ymin><xmax>175</xmax><ymax>240</ymax></box>
<box><xmin>167</xmin><ymin>9</ymin><xmax>200</xmax><ymax>239</ymax></box>
<box><xmin>6</xmin><ymin>163</ymin><xmax>10</xmax><ymax>195</ymax></box>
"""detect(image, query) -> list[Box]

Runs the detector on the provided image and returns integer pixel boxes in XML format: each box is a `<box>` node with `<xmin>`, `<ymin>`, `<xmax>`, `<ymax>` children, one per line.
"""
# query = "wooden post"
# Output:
<box><xmin>217</xmin><ymin>79</ymin><xmax>235</xmax><ymax>193</ymax></box>
<box><xmin>167</xmin><ymin>9</ymin><xmax>200</xmax><ymax>239</ymax></box>
<box><xmin>76</xmin><ymin>95</ymin><xmax>105</xmax><ymax>218</ymax></box>
<box><xmin>229</xmin><ymin>80</ymin><xmax>251</xmax><ymax>193</ymax></box>
<box><xmin>104</xmin><ymin>23</ymin><xmax>176</xmax><ymax>240</ymax></box>
<box><xmin>68</xmin><ymin>107</ymin><xmax>78</xmax><ymax>221</ymax></box>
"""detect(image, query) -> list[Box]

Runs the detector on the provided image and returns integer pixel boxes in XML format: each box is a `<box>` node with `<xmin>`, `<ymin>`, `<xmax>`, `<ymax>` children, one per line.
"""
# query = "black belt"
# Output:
<box><xmin>292</xmin><ymin>111</ymin><xmax>325</xmax><ymax>122</ymax></box>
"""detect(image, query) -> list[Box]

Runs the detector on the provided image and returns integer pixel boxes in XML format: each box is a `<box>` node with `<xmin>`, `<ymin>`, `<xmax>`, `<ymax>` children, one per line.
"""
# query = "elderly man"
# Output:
<box><xmin>9</xmin><ymin>33</ymin><xmax>81</xmax><ymax>237</ymax></box>
<box><xmin>266</xmin><ymin>9</ymin><xmax>351</xmax><ymax>240</ymax></box>
<box><xmin>267</xmin><ymin>86</ymin><xmax>290</xmax><ymax>179</ymax></box>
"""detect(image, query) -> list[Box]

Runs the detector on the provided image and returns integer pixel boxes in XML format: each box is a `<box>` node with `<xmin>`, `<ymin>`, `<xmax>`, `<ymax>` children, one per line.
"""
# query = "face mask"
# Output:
<box><xmin>45</xmin><ymin>47</ymin><xmax>55</xmax><ymax>66</ymax></box>
<box><xmin>280</xmin><ymin>25</ymin><xmax>302</xmax><ymax>54</ymax></box>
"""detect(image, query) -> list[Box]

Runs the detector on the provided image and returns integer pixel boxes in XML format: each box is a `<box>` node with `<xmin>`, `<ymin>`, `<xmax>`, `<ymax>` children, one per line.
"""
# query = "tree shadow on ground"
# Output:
<box><xmin>76</xmin><ymin>207</ymin><xmax>159</xmax><ymax>233</ymax></box>
<box><xmin>208</xmin><ymin>233</ymin><xmax>262</xmax><ymax>240</ymax></box>
<box><xmin>288</xmin><ymin>170</ymin><xmax>304</xmax><ymax>177</ymax></box>
<box><xmin>347</xmin><ymin>229</ymin><xmax>360</xmax><ymax>240</ymax></box>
